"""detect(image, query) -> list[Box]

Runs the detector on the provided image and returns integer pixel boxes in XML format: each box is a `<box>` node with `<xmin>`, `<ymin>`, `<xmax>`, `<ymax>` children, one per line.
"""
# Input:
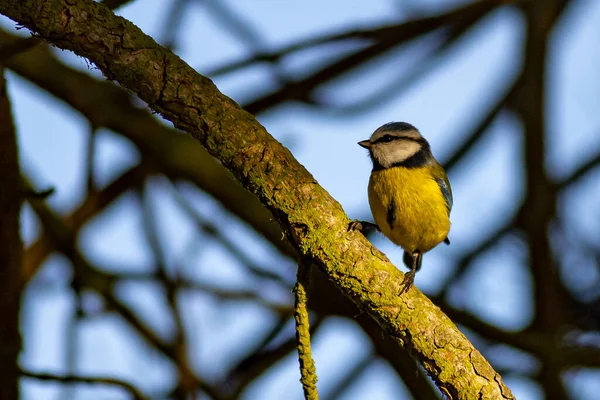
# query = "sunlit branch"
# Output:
<box><xmin>294</xmin><ymin>261</ymin><xmax>319</xmax><ymax>400</ymax></box>
<box><xmin>100</xmin><ymin>0</ymin><xmax>135</xmax><ymax>10</ymax></box>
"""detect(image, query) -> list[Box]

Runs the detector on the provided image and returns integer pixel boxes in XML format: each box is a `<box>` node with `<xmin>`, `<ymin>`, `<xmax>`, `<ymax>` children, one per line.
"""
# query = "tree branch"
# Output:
<box><xmin>241</xmin><ymin>0</ymin><xmax>514</xmax><ymax>114</ymax></box>
<box><xmin>20</xmin><ymin>368</ymin><xmax>147</xmax><ymax>400</ymax></box>
<box><xmin>0</xmin><ymin>1</ymin><xmax>514</xmax><ymax>398</ymax></box>
<box><xmin>0</xmin><ymin>65</ymin><xmax>22</xmax><ymax>400</ymax></box>
<box><xmin>510</xmin><ymin>1</ymin><xmax>574</xmax><ymax>397</ymax></box>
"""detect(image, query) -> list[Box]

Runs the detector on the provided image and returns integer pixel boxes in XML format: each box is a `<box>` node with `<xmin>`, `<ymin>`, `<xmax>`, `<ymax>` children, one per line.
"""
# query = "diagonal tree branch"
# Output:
<box><xmin>0</xmin><ymin>1</ymin><xmax>514</xmax><ymax>398</ymax></box>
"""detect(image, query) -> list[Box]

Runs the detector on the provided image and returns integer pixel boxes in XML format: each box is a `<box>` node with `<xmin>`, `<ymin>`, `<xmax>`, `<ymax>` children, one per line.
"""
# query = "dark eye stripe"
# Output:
<box><xmin>372</xmin><ymin>135</ymin><xmax>398</xmax><ymax>144</ymax></box>
<box><xmin>372</xmin><ymin>135</ymin><xmax>427</xmax><ymax>145</ymax></box>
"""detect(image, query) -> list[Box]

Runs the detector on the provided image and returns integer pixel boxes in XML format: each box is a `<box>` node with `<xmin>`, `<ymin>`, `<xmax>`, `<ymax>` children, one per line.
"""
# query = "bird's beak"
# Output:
<box><xmin>358</xmin><ymin>140</ymin><xmax>371</xmax><ymax>149</ymax></box>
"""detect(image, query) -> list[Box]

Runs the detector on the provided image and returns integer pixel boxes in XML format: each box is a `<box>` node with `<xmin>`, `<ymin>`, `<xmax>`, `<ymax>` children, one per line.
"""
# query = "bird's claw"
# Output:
<box><xmin>348</xmin><ymin>219</ymin><xmax>364</xmax><ymax>232</ymax></box>
<box><xmin>348</xmin><ymin>220</ymin><xmax>379</xmax><ymax>233</ymax></box>
<box><xmin>399</xmin><ymin>270</ymin><xmax>416</xmax><ymax>295</ymax></box>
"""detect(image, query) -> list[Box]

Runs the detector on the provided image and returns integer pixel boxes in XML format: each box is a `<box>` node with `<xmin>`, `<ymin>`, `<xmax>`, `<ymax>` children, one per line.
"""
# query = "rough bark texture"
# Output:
<box><xmin>294</xmin><ymin>262</ymin><xmax>319</xmax><ymax>399</ymax></box>
<box><xmin>0</xmin><ymin>1</ymin><xmax>515</xmax><ymax>398</ymax></box>
<box><xmin>0</xmin><ymin>67</ymin><xmax>22</xmax><ymax>400</ymax></box>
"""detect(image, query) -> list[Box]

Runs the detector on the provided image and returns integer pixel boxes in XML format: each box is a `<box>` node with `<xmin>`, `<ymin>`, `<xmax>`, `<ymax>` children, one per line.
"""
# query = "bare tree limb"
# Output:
<box><xmin>241</xmin><ymin>0</ymin><xmax>516</xmax><ymax>115</ymax></box>
<box><xmin>0</xmin><ymin>65</ymin><xmax>22</xmax><ymax>400</ymax></box>
<box><xmin>207</xmin><ymin>0</ymin><xmax>519</xmax><ymax>80</ymax></box>
<box><xmin>510</xmin><ymin>1</ymin><xmax>574</xmax><ymax>398</ymax></box>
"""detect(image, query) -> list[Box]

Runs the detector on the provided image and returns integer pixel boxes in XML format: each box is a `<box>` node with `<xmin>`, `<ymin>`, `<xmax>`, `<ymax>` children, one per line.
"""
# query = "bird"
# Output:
<box><xmin>349</xmin><ymin>122</ymin><xmax>452</xmax><ymax>294</ymax></box>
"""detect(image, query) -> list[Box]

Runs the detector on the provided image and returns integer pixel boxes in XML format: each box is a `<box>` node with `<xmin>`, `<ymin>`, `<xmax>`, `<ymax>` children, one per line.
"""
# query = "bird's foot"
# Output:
<box><xmin>348</xmin><ymin>220</ymin><xmax>379</xmax><ymax>233</ymax></box>
<box><xmin>399</xmin><ymin>270</ymin><xmax>416</xmax><ymax>295</ymax></box>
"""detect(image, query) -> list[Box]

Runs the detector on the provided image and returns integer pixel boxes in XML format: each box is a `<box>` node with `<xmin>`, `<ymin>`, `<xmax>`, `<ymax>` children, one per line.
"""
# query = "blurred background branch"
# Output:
<box><xmin>1</xmin><ymin>0</ymin><xmax>600</xmax><ymax>398</ymax></box>
<box><xmin>0</xmin><ymin>66</ymin><xmax>22</xmax><ymax>400</ymax></box>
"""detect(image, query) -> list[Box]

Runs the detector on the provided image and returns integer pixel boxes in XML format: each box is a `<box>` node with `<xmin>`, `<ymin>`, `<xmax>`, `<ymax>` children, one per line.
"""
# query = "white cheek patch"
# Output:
<box><xmin>373</xmin><ymin>141</ymin><xmax>420</xmax><ymax>168</ymax></box>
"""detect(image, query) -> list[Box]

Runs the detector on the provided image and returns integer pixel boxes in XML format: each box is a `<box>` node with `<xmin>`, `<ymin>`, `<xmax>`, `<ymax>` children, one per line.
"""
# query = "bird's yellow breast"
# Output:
<box><xmin>368</xmin><ymin>166</ymin><xmax>450</xmax><ymax>253</ymax></box>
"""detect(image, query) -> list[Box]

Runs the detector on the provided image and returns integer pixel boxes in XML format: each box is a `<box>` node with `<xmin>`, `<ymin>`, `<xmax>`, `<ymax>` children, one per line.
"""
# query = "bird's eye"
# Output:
<box><xmin>381</xmin><ymin>135</ymin><xmax>395</xmax><ymax>143</ymax></box>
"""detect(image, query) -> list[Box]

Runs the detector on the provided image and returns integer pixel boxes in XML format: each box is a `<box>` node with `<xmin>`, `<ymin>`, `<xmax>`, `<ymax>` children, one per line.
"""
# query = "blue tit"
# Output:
<box><xmin>350</xmin><ymin>122</ymin><xmax>452</xmax><ymax>294</ymax></box>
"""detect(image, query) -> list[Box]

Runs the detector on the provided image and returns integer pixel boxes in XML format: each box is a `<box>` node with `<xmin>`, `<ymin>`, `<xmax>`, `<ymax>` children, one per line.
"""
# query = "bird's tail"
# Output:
<box><xmin>403</xmin><ymin>251</ymin><xmax>423</xmax><ymax>272</ymax></box>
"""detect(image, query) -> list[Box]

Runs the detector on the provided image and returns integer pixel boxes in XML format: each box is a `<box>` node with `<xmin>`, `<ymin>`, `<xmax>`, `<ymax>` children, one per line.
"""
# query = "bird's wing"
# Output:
<box><xmin>431</xmin><ymin>164</ymin><xmax>453</xmax><ymax>215</ymax></box>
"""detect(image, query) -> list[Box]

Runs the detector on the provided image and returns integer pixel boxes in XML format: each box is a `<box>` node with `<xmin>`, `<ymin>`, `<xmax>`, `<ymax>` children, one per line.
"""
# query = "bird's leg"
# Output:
<box><xmin>348</xmin><ymin>220</ymin><xmax>380</xmax><ymax>233</ymax></box>
<box><xmin>400</xmin><ymin>270</ymin><xmax>415</xmax><ymax>295</ymax></box>
<box><xmin>400</xmin><ymin>252</ymin><xmax>421</xmax><ymax>295</ymax></box>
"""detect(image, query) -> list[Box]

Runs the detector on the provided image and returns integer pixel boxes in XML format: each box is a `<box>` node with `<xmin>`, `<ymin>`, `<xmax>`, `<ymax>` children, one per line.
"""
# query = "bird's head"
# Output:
<box><xmin>359</xmin><ymin>122</ymin><xmax>432</xmax><ymax>169</ymax></box>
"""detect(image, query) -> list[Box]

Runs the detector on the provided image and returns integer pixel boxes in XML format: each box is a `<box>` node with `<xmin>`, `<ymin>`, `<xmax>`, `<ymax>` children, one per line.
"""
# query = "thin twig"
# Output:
<box><xmin>170</xmin><ymin>180</ymin><xmax>292</xmax><ymax>285</ymax></box>
<box><xmin>84</xmin><ymin>123</ymin><xmax>97</xmax><ymax>193</ymax></box>
<box><xmin>20</xmin><ymin>368</ymin><xmax>147</xmax><ymax>400</ymax></box>
<box><xmin>294</xmin><ymin>261</ymin><xmax>319</xmax><ymax>400</ymax></box>
<box><xmin>138</xmin><ymin>179</ymin><xmax>196</xmax><ymax>398</ymax></box>
<box><xmin>206</xmin><ymin>0</ymin><xmax>518</xmax><ymax>78</ymax></box>
<box><xmin>23</xmin><ymin>162</ymin><xmax>151</xmax><ymax>282</ymax></box>
<box><xmin>323</xmin><ymin>355</ymin><xmax>374</xmax><ymax>400</ymax></box>
<box><xmin>160</xmin><ymin>0</ymin><xmax>189</xmax><ymax>49</ymax></box>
